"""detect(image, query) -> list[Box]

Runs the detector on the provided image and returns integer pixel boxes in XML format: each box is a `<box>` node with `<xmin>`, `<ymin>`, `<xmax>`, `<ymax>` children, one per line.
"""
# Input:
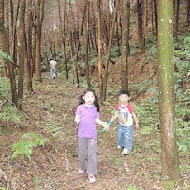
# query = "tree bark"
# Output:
<box><xmin>121</xmin><ymin>0</ymin><xmax>130</xmax><ymax>91</ymax></box>
<box><xmin>174</xmin><ymin>0</ymin><xmax>179</xmax><ymax>41</ymax></box>
<box><xmin>97</xmin><ymin>0</ymin><xmax>103</xmax><ymax>103</ymax></box>
<box><xmin>17</xmin><ymin>0</ymin><xmax>26</xmax><ymax>110</ymax></box>
<box><xmin>187</xmin><ymin>0</ymin><xmax>190</xmax><ymax>26</ymax></box>
<box><xmin>85</xmin><ymin>0</ymin><xmax>90</xmax><ymax>87</ymax></box>
<box><xmin>157</xmin><ymin>0</ymin><xmax>181</xmax><ymax>181</ymax></box>
<box><xmin>0</xmin><ymin>0</ymin><xmax>18</xmax><ymax>107</ymax></box>
<box><xmin>25</xmin><ymin>0</ymin><xmax>33</xmax><ymax>93</ymax></box>
<box><xmin>34</xmin><ymin>0</ymin><xmax>45</xmax><ymax>82</ymax></box>
<box><xmin>137</xmin><ymin>0</ymin><xmax>145</xmax><ymax>53</ymax></box>
<box><xmin>103</xmin><ymin>0</ymin><xmax>120</xmax><ymax>101</ymax></box>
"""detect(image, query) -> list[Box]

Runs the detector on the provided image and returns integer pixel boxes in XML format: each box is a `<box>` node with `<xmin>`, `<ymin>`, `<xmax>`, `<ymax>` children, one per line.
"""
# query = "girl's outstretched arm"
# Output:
<box><xmin>96</xmin><ymin>118</ymin><xmax>109</xmax><ymax>129</ymax></box>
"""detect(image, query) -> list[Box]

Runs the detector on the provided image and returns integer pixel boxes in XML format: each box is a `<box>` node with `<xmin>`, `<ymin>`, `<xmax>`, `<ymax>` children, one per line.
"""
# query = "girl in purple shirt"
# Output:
<box><xmin>74</xmin><ymin>88</ymin><xmax>108</xmax><ymax>183</ymax></box>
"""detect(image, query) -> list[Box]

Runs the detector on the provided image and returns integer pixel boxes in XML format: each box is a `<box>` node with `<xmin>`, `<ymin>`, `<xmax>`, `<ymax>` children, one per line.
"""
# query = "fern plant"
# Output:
<box><xmin>0</xmin><ymin>51</ymin><xmax>14</xmax><ymax>63</ymax></box>
<box><xmin>11</xmin><ymin>133</ymin><xmax>49</xmax><ymax>161</ymax></box>
<box><xmin>0</xmin><ymin>105</ymin><xmax>21</xmax><ymax>123</ymax></box>
<box><xmin>0</xmin><ymin>77</ymin><xmax>11</xmax><ymax>98</ymax></box>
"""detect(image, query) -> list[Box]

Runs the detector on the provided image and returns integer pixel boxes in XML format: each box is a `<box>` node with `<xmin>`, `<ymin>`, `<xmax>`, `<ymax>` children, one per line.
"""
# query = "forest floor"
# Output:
<box><xmin>0</xmin><ymin>72</ymin><xmax>190</xmax><ymax>190</ymax></box>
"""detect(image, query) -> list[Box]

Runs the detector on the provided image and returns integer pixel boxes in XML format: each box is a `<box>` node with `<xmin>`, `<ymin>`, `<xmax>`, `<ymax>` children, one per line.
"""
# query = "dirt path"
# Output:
<box><xmin>0</xmin><ymin>75</ymin><xmax>168</xmax><ymax>190</ymax></box>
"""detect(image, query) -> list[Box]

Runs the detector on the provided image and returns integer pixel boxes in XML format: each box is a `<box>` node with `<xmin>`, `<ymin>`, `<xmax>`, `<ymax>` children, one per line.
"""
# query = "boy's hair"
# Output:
<box><xmin>118</xmin><ymin>89</ymin><xmax>130</xmax><ymax>97</ymax></box>
<box><xmin>78</xmin><ymin>88</ymin><xmax>99</xmax><ymax>112</ymax></box>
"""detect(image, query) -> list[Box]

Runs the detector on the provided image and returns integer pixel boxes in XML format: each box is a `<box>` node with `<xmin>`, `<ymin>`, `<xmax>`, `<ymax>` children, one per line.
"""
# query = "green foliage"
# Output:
<box><xmin>33</xmin><ymin>176</ymin><xmax>42</xmax><ymax>190</ymax></box>
<box><xmin>174</xmin><ymin>36</ymin><xmax>190</xmax><ymax>88</ymax></box>
<box><xmin>148</xmin><ymin>44</ymin><xmax>157</xmax><ymax>61</ymax></box>
<box><xmin>133</xmin><ymin>79</ymin><xmax>155</xmax><ymax>94</ymax></box>
<box><xmin>127</xmin><ymin>185</ymin><xmax>139</xmax><ymax>190</ymax></box>
<box><xmin>111</xmin><ymin>46</ymin><xmax>120</xmax><ymax>58</ymax></box>
<box><xmin>11</xmin><ymin>133</ymin><xmax>49</xmax><ymax>161</ymax></box>
<box><xmin>0</xmin><ymin>187</ymin><xmax>5</xmax><ymax>190</ymax></box>
<box><xmin>0</xmin><ymin>77</ymin><xmax>11</xmax><ymax>98</ymax></box>
<box><xmin>141</xmin><ymin>126</ymin><xmax>152</xmax><ymax>135</ymax></box>
<box><xmin>0</xmin><ymin>105</ymin><xmax>21</xmax><ymax>123</ymax></box>
<box><xmin>0</xmin><ymin>51</ymin><xmax>14</xmax><ymax>63</ymax></box>
<box><xmin>130</xmin><ymin>43</ymin><xmax>140</xmax><ymax>55</ymax></box>
<box><xmin>44</xmin><ymin>119</ymin><xmax>65</xmax><ymax>141</ymax></box>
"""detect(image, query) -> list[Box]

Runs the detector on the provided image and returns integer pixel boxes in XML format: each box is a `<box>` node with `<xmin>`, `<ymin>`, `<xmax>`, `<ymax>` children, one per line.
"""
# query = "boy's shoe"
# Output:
<box><xmin>122</xmin><ymin>148</ymin><xmax>130</xmax><ymax>155</ymax></box>
<box><xmin>78</xmin><ymin>169</ymin><xmax>85</xmax><ymax>174</ymax></box>
<box><xmin>117</xmin><ymin>145</ymin><xmax>122</xmax><ymax>149</ymax></box>
<box><xmin>88</xmin><ymin>174</ymin><xmax>96</xmax><ymax>183</ymax></box>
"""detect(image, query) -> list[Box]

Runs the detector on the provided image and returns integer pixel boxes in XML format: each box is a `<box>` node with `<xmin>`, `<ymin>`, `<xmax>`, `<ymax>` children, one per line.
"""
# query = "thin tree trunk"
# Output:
<box><xmin>154</xmin><ymin>0</ymin><xmax>158</xmax><ymax>37</ymax></box>
<box><xmin>187</xmin><ymin>0</ymin><xmax>190</xmax><ymax>26</ymax></box>
<box><xmin>85</xmin><ymin>0</ymin><xmax>90</xmax><ymax>87</ymax></box>
<box><xmin>97</xmin><ymin>0</ymin><xmax>103</xmax><ymax>103</ymax></box>
<box><xmin>137</xmin><ymin>0</ymin><xmax>145</xmax><ymax>53</ymax></box>
<box><xmin>0</xmin><ymin>0</ymin><xmax>18</xmax><ymax>107</ymax></box>
<box><xmin>25</xmin><ymin>0</ymin><xmax>33</xmax><ymax>93</ymax></box>
<box><xmin>103</xmin><ymin>0</ymin><xmax>120</xmax><ymax>101</ymax></box>
<box><xmin>157</xmin><ymin>0</ymin><xmax>181</xmax><ymax>181</ymax></box>
<box><xmin>34</xmin><ymin>0</ymin><xmax>45</xmax><ymax>82</ymax></box>
<box><xmin>121</xmin><ymin>0</ymin><xmax>130</xmax><ymax>91</ymax></box>
<box><xmin>63</xmin><ymin>0</ymin><xmax>68</xmax><ymax>79</ymax></box>
<box><xmin>17</xmin><ymin>0</ymin><xmax>26</xmax><ymax>110</ymax></box>
<box><xmin>174</xmin><ymin>0</ymin><xmax>179</xmax><ymax>41</ymax></box>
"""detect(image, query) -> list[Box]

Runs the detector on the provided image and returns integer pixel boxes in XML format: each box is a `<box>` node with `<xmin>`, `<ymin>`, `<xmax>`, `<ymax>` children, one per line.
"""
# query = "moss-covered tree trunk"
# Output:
<box><xmin>157</xmin><ymin>0</ymin><xmax>181</xmax><ymax>181</ymax></box>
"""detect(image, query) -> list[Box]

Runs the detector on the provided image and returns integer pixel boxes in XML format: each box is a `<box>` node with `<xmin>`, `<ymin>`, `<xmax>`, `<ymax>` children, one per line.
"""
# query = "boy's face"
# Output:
<box><xmin>119</xmin><ymin>94</ymin><xmax>129</xmax><ymax>104</ymax></box>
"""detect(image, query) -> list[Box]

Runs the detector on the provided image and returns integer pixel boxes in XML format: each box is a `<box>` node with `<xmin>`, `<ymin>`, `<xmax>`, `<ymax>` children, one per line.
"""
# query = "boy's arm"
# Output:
<box><xmin>132</xmin><ymin>112</ymin><xmax>140</xmax><ymax>129</ymax></box>
<box><xmin>112</xmin><ymin>111</ymin><xmax>119</xmax><ymax>120</ymax></box>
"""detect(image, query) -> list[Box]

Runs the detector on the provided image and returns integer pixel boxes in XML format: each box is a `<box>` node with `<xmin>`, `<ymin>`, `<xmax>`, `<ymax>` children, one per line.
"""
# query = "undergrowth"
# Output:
<box><xmin>11</xmin><ymin>133</ymin><xmax>49</xmax><ymax>161</ymax></box>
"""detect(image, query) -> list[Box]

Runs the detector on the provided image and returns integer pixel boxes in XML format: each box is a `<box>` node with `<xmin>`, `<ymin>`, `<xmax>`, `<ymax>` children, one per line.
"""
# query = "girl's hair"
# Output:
<box><xmin>78</xmin><ymin>88</ymin><xmax>99</xmax><ymax>112</ymax></box>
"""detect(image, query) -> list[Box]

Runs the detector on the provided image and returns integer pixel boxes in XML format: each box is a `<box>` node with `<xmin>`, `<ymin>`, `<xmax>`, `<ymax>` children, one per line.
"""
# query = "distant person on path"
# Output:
<box><xmin>108</xmin><ymin>90</ymin><xmax>140</xmax><ymax>155</ymax></box>
<box><xmin>74</xmin><ymin>88</ymin><xmax>108</xmax><ymax>183</ymax></box>
<box><xmin>49</xmin><ymin>59</ymin><xmax>57</xmax><ymax>79</ymax></box>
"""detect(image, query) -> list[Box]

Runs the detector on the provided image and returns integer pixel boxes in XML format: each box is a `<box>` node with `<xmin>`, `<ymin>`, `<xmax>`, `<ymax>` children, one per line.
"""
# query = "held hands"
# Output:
<box><xmin>102</xmin><ymin>122</ymin><xmax>109</xmax><ymax>131</ymax></box>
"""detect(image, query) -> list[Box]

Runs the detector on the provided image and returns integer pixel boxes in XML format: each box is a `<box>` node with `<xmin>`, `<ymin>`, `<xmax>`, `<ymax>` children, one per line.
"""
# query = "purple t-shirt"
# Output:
<box><xmin>76</xmin><ymin>104</ymin><xmax>100</xmax><ymax>138</ymax></box>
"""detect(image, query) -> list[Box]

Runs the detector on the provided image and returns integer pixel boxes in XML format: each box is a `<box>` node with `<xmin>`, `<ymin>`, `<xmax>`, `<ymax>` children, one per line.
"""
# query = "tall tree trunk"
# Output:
<box><xmin>157</xmin><ymin>0</ymin><xmax>181</xmax><ymax>182</ymax></box>
<box><xmin>0</xmin><ymin>0</ymin><xmax>18</xmax><ymax>107</ymax></box>
<box><xmin>121</xmin><ymin>0</ymin><xmax>130</xmax><ymax>91</ymax></box>
<box><xmin>137</xmin><ymin>0</ymin><xmax>145</xmax><ymax>53</ymax></box>
<box><xmin>187</xmin><ymin>0</ymin><xmax>190</xmax><ymax>26</ymax></box>
<box><xmin>85</xmin><ymin>1</ymin><xmax>90</xmax><ymax>87</ymax></box>
<box><xmin>34</xmin><ymin>0</ymin><xmax>45</xmax><ymax>82</ymax></box>
<box><xmin>153</xmin><ymin>0</ymin><xmax>158</xmax><ymax>37</ymax></box>
<box><xmin>10</xmin><ymin>0</ymin><xmax>20</xmax><ymax>62</ymax></box>
<box><xmin>174</xmin><ymin>0</ymin><xmax>179</xmax><ymax>41</ymax></box>
<box><xmin>103</xmin><ymin>0</ymin><xmax>120</xmax><ymax>101</ymax></box>
<box><xmin>64</xmin><ymin>0</ymin><xmax>68</xmax><ymax>79</ymax></box>
<box><xmin>17</xmin><ymin>0</ymin><xmax>26</xmax><ymax>110</ymax></box>
<box><xmin>25</xmin><ymin>0</ymin><xmax>33</xmax><ymax>93</ymax></box>
<box><xmin>97</xmin><ymin>0</ymin><xmax>103</xmax><ymax>103</ymax></box>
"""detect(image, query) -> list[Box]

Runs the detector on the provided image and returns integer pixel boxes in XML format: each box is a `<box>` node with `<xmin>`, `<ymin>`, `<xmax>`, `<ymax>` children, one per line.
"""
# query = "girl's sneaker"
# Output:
<box><xmin>78</xmin><ymin>169</ymin><xmax>85</xmax><ymax>174</ymax></box>
<box><xmin>122</xmin><ymin>148</ymin><xmax>130</xmax><ymax>155</ymax></box>
<box><xmin>88</xmin><ymin>174</ymin><xmax>96</xmax><ymax>183</ymax></box>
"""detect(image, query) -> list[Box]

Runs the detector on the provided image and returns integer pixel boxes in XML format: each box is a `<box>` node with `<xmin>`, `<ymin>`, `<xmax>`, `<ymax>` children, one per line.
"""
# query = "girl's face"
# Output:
<box><xmin>119</xmin><ymin>94</ymin><xmax>129</xmax><ymax>104</ymax></box>
<box><xmin>83</xmin><ymin>91</ymin><xmax>95</xmax><ymax>106</ymax></box>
